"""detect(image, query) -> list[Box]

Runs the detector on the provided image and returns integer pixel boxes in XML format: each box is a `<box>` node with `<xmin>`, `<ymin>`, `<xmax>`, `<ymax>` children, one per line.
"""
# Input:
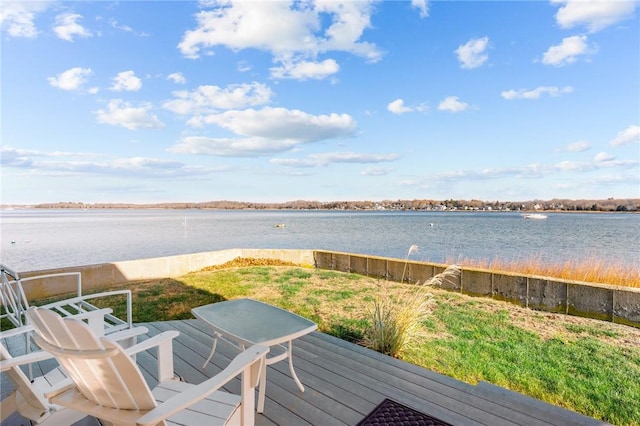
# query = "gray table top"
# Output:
<box><xmin>192</xmin><ymin>298</ymin><xmax>317</xmax><ymax>347</ymax></box>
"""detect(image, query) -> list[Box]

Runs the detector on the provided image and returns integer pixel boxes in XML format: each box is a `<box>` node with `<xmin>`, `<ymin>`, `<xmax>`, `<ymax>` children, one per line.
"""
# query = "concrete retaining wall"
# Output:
<box><xmin>314</xmin><ymin>250</ymin><xmax>640</xmax><ymax>328</ymax></box>
<box><xmin>18</xmin><ymin>248</ymin><xmax>315</xmax><ymax>299</ymax></box>
<box><xmin>12</xmin><ymin>249</ymin><xmax>639</xmax><ymax>328</ymax></box>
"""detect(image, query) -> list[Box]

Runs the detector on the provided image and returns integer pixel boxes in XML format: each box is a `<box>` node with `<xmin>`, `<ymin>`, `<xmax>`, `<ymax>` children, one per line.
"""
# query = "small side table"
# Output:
<box><xmin>192</xmin><ymin>299</ymin><xmax>317</xmax><ymax>413</ymax></box>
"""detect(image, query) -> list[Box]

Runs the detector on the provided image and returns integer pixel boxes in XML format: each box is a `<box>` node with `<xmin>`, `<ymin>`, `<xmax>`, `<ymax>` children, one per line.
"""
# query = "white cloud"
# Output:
<box><xmin>610</xmin><ymin>125</ymin><xmax>640</xmax><ymax>146</ymax></box>
<box><xmin>270</xmin><ymin>59</ymin><xmax>339</xmax><ymax>80</ymax></box>
<box><xmin>170</xmin><ymin>136</ymin><xmax>301</xmax><ymax>157</ymax></box>
<box><xmin>593</xmin><ymin>173</ymin><xmax>639</xmax><ymax>186</ymax></box>
<box><xmin>411</xmin><ymin>0</ymin><xmax>429</xmax><ymax>18</ymax></box>
<box><xmin>501</xmin><ymin>86</ymin><xmax>573</xmax><ymax>100</ymax></box>
<box><xmin>271</xmin><ymin>152</ymin><xmax>399</xmax><ymax>168</ymax></box>
<box><xmin>599</xmin><ymin>159</ymin><xmax>638</xmax><ymax>168</ymax></box>
<box><xmin>438</xmin><ymin>96</ymin><xmax>469</xmax><ymax>112</ymax></box>
<box><xmin>95</xmin><ymin>100</ymin><xmax>164</xmax><ymax>130</ymax></box>
<box><xmin>170</xmin><ymin>107</ymin><xmax>357</xmax><ymax>157</ymax></box>
<box><xmin>47</xmin><ymin>67</ymin><xmax>93</xmax><ymax>91</ymax></box>
<box><xmin>108</xmin><ymin>18</ymin><xmax>148</xmax><ymax>37</ymax></box>
<box><xmin>554</xmin><ymin>155</ymin><xmax>637</xmax><ymax>171</ymax></box>
<box><xmin>53</xmin><ymin>13</ymin><xmax>92</xmax><ymax>42</ymax></box>
<box><xmin>361</xmin><ymin>166</ymin><xmax>392</xmax><ymax>176</ymax></box>
<box><xmin>542</xmin><ymin>35</ymin><xmax>596</xmax><ymax>66</ymax></box>
<box><xmin>387</xmin><ymin>99</ymin><xmax>413</xmax><ymax>114</ymax></box>
<box><xmin>1</xmin><ymin>147</ymin><xmax>48</xmax><ymax>167</ymax></box>
<box><xmin>552</xmin><ymin>0</ymin><xmax>638</xmax><ymax>33</ymax></box>
<box><xmin>108</xmin><ymin>157</ymin><xmax>205</xmax><ymax>177</ymax></box>
<box><xmin>0</xmin><ymin>1</ymin><xmax>51</xmax><ymax>38</ymax></box>
<box><xmin>179</xmin><ymin>2</ymin><xmax>312</xmax><ymax>58</ymax></box>
<box><xmin>163</xmin><ymin>82</ymin><xmax>272</xmax><ymax>115</ymax></box>
<box><xmin>178</xmin><ymin>1</ymin><xmax>382</xmax><ymax>80</ymax></box>
<box><xmin>557</xmin><ymin>140</ymin><xmax>592</xmax><ymax>152</ymax></box>
<box><xmin>402</xmin><ymin>147</ymin><xmax>639</xmax><ymax>197</ymax></box>
<box><xmin>109</xmin><ymin>19</ymin><xmax>132</xmax><ymax>33</ymax></box>
<box><xmin>1</xmin><ymin>146</ymin><xmax>99</xmax><ymax>169</ymax></box>
<box><xmin>167</xmin><ymin>72</ymin><xmax>186</xmax><ymax>84</ymax></box>
<box><xmin>387</xmin><ymin>99</ymin><xmax>427</xmax><ymax>114</ymax></box>
<box><xmin>594</xmin><ymin>152</ymin><xmax>615</xmax><ymax>162</ymax></box>
<box><xmin>197</xmin><ymin>107</ymin><xmax>357</xmax><ymax>141</ymax></box>
<box><xmin>317</xmin><ymin>2</ymin><xmax>381</xmax><ymax>60</ymax></box>
<box><xmin>1</xmin><ymin>146</ymin><xmax>212</xmax><ymax>178</ymax></box>
<box><xmin>409</xmin><ymin>154</ymin><xmax>638</xmax><ymax>189</ymax></box>
<box><xmin>110</xmin><ymin>71</ymin><xmax>142</xmax><ymax>92</ymax></box>
<box><xmin>455</xmin><ymin>36</ymin><xmax>489</xmax><ymax>69</ymax></box>
<box><xmin>555</xmin><ymin>160</ymin><xmax>585</xmax><ymax>171</ymax></box>
<box><xmin>237</xmin><ymin>61</ymin><xmax>252</xmax><ymax>72</ymax></box>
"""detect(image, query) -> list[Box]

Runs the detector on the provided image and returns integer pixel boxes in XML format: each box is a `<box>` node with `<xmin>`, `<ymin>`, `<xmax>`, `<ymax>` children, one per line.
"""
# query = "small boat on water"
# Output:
<box><xmin>273</xmin><ymin>223</ymin><xmax>286</xmax><ymax>228</ymax></box>
<box><xmin>522</xmin><ymin>213</ymin><xmax>548</xmax><ymax>220</ymax></box>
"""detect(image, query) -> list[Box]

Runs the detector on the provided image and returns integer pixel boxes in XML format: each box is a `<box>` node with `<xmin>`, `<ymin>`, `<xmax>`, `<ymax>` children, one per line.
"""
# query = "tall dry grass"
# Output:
<box><xmin>362</xmin><ymin>264</ymin><xmax>461</xmax><ymax>358</ymax></box>
<box><xmin>401</xmin><ymin>244</ymin><xmax>420</xmax><ymax>283</ymax></box>
<box><xmin>448</xmin><ymin>255</ymin><xmax>640</xmax><ymax>288</ymax></box>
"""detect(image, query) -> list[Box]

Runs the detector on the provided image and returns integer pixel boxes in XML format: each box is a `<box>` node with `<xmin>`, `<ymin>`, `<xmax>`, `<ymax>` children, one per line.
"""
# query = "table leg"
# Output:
<box><xmin>288</xmin><ymin>340</ymin><xmax>305</xmax><ymax>392</ymax></box>
<box><xmin>202</xmin><ymin>331</ymin><xmax>221</xmax><ymax>369</ymax></box>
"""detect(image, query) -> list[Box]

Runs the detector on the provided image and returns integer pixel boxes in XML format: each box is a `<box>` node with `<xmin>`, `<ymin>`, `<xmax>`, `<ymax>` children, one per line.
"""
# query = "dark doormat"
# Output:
<box><xmin>356</xmin><ymin>398</ymin><xmax>453</xmax><ymax>426</ymax></box>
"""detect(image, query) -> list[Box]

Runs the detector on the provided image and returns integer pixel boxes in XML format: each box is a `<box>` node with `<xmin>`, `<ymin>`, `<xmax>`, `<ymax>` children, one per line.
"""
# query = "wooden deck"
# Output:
<box><xmin>2</xmin><ymin>319</ymin><xmax>608</xmax><ymax>426</ymax></box>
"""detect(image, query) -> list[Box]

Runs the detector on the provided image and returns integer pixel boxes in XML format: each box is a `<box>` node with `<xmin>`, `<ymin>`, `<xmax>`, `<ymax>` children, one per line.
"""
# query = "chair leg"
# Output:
<box><xmin>257</xmin><ymin>359</ymin><xmax>267</xmax><ymax>413</ymax></box>
<box><xmin>0</xmin><ymin>392</ymin><xmax>18</xmax><ymax>422</ymax></box>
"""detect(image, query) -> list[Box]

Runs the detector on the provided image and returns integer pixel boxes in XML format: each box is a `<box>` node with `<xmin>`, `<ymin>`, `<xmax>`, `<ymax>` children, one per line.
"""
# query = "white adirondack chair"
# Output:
<box><xmin>0</xmin><ymin>325</ymin><xmax>88</xmax><ymax>425</ymax></box>
<box><xmin>1</xmin><ymin>311</ymin><xmax>148</xmax><ymax>425</ymax></box>
<box><xmin>1</xmin><ymin>264</ymin><xmax>147</xmax><ymax>387</ymax></box>
<box><xmin>1</xmin><ymin>264</ymin><xmax>135</xmax><ymax>337</ymax></box>
<box><xmin>26</xmin><ymin>306</ymin><xmax>269</xmax><ymax>426</ymax></box>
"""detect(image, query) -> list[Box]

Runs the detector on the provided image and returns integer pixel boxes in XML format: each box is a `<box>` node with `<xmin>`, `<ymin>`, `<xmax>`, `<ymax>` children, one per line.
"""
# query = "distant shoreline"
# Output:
<box><xmin>2</xmin><ymin>198</ymin><xmax>638</xmax><ymax>213</ymax></box>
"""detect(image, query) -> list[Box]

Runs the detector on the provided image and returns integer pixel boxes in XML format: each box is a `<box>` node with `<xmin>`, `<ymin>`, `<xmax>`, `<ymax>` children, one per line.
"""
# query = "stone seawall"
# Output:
<box><xmin>15</xmin><ymin>248</ymin><xmax>640</xmax><ymax>328</ymax></box>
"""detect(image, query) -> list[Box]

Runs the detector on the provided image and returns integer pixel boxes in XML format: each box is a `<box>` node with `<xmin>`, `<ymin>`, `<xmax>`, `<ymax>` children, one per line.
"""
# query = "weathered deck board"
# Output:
<box><xmin>1</xmin><ymin>319</ymin><xmax>608</xmax><ymax>426</ymax></box>
<box><xmin>295</xmin><ymin>332</ymin><xmax>559</xmax><ymax>425</ymax></box>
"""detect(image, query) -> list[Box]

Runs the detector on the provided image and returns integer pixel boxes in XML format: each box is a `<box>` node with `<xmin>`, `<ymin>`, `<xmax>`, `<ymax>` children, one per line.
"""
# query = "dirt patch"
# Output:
<box><xmin>198</xmin><ymin>257</ymin><xmax>305</xmax><ymax>271</ymax></box>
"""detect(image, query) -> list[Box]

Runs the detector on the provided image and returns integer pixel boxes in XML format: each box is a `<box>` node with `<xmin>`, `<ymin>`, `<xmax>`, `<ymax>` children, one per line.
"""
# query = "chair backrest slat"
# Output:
<box><xmin>27</xmin><ymin>307</ymin><xmax>157</xmax><ymax>411</ymax></box>
<box><xmin>0</xmin><ymin>265</ymin><xmax>29</xmax><ymax>327</ymax></box>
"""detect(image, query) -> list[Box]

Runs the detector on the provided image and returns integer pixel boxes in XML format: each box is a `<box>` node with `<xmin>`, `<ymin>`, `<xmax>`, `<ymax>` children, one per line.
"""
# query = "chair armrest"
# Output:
<box><xmin>0</xmin><ymin>350</ymin><xmax>55</xmax><ymax>371</ymax></box>
<box><xmin>49</xmin><ymin>306</ymin><xmax>113</xmax><ymax>320</ymax></box>
<box><xmin>123</xmin><ymin>331</ymin><xmax>179</xmax><ymax>356</ymax></box>
<box><xmin>124</xmin><ymin>330</ymin><xmax>179</xmax><ymax>382</ymax></box>
<box><xmin>0</xmin><ymin>325</ymin><xmax>34</xmax><ymax>339</ymax></box>
<box><xmin>105</xmin><ymin>326</ymin><xmax>149</xmax><ymax>343</ymax></box>
<box><xmin>77</xmin><ymin>289</ymin><xmax>132</xmax><ymax>300</ymax></box>
<box><xmin>40</xmin><ymin>289</ymin><xmax>134</xmax><ymax>331</ymax></box>
<box><xmin>44</xmin><ymin>380</ymin><xmax>75</xmax><ymax>399</ymax></box>
<box><xmin>74</xmin><ymin>289</ymin><xmax>134</xmax><ymax>329</ymax></box>
<box><xmin>136</xmin><ymin>344</ymin><xmax>269</xmax><ymax>426</ymax></box>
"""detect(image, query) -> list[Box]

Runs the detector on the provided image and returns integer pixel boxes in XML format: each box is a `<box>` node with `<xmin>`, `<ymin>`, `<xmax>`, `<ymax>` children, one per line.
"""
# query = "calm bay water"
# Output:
<box><xmin>1</xmin><ymin>209</ymin><xmax>638</xmax><ymax>272</ymax></box>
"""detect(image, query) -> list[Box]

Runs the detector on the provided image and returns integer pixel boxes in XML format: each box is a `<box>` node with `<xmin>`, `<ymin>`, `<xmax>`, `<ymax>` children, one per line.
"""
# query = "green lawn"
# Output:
<box><xmin>22</xmin><ymin>264</ymin><xmax>640</xmax><ymax>426</ymax></box>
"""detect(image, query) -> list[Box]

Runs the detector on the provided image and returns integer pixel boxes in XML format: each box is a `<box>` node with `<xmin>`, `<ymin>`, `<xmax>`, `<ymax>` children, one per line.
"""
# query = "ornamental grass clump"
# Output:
<box><xmin>362</xmin><ymin>263</ymin><xmax>461</xmax><ymax>358</ymax></box>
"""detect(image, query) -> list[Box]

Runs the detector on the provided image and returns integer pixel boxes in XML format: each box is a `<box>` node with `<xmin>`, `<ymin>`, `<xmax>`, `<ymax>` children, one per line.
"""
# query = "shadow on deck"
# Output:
<box><xmin>2</xmin><ymin>319</ymin><xmax>608</xmax><ymax>426</ymax></box>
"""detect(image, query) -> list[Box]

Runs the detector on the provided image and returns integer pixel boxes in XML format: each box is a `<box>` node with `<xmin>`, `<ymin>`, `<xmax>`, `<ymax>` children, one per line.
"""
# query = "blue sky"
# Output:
<box><xmin>1</xmin><ymin>0</ymin><xmax>639</xmax><ymax>205</ymax></box>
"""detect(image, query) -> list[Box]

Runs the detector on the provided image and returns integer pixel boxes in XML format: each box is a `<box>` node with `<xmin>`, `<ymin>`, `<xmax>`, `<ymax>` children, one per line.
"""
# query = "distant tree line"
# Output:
<box><xmin>24</xmin><ymin>198</ymin><xmax>639</xmax><ymax>212</ymax></box>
